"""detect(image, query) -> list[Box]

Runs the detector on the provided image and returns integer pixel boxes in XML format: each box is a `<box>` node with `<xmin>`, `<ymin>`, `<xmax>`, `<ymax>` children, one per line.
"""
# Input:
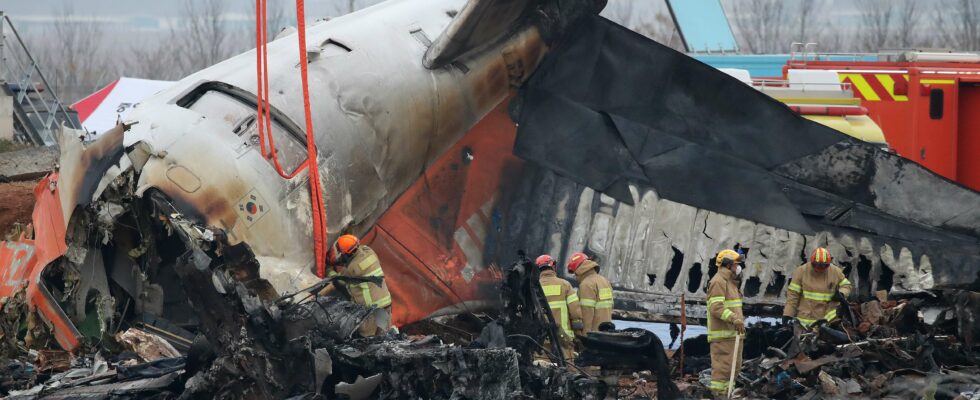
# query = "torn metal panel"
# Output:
<box><xmin>423</xmin><ymin>0</ymin><xmax>536</xmax><ymax>68</ymax></box>
<box><xmin>504</xmin><ymin>14</ymin><xmax>980</xmax><ymax>319</ymax></box>
<box><xmin>54</xmin><ymin>124</ymin><xmax>127</xmax><ymax>225</ymax></box>
<box><xmin>496</xmin><ymin>164</ymin><xmax>977</xmax><ymax>319</ymax></box>
<box><xmin>114</xmin><ymin>328</ymin><xmax>180</xmax><ymax>362</ymax></box>
<box><xmin>511</xmin><ymin>14</ymin><xmax>980</xmax><ymax>247</ymax></box>
<box><xmin>34</xmin><ymin>350</ymin><xmax>70</xmax><ymax>373</ymax></box>
<box><xmin>332</xmin><ymin>339</ymin><xmax>522</xmax><ymax>399</ymax></box>
<box><xmin>5</xmin><ymin>372</ymin><xmax>181</xmax><ymax>400</ymax></box>
<box><xmin>67</xmin><ymin>247</ymin><xmax>112</xmax><ymax>330</ymax></box>
<box><xmin>0</xmin><ymin>175</ymin><xmax>82</xmax><ymax>351</ymax></box>
<box><xmin>775</xmin><ymin>141</ymin><xmax>980</xmax><ymax>238</ymax></box>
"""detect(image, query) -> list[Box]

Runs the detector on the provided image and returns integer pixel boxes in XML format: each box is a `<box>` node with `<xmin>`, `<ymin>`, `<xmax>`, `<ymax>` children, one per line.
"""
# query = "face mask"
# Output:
<box><xmin>735</xmin><ymin>265</ymin><xmax>743</xmax><ymax>276</ymax></box>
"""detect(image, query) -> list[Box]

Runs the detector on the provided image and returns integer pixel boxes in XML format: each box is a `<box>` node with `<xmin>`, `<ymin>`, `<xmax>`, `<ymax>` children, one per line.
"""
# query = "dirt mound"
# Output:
<box><xmin>0</xmin><ymin>181</ymin><xmax>36</xmax><ymax>237</ymax></box>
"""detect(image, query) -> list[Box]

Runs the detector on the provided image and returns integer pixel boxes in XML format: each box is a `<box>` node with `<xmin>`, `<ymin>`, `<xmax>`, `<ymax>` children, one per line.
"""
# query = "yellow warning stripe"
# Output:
<box><xmin>774</xmin><ymin>97</ymin><xmax>861</xmax><ymax>106</ymax></box>
<box><xmin>921</xmin><ymin>79</ymin><xmax>955</xmax><ymax>85</ymax></box>
<box><xmin>876</xmin><ymin>74</ymin><xmax>908</xmax><ymax>102</ymax></box>
<box><xmin>839</xmin><ymin>73</ymin><xmax>880</xmax><ymax>101</ymax></box>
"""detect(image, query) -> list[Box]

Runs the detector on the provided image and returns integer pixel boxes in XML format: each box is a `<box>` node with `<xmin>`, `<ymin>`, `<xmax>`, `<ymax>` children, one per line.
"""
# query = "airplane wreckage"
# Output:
<box><xmin>2</xmin><ymin>0</ymin><xmax>980</xmax><ymax>397</ymax></box>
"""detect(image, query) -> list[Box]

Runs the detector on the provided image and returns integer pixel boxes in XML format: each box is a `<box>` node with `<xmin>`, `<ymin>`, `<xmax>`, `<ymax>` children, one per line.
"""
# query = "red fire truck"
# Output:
<box><xmin>785</xmin><ymin>50</ymin><xmax>980</xmax><ymax>191</ymax></box>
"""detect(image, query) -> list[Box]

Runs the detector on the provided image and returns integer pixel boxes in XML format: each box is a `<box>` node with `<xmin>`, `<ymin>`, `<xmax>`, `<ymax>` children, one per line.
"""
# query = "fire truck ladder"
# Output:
<box><xmin>0</xmin><ymin>11</ymin><xmax>80</xmax><ymax>147</ymax></box>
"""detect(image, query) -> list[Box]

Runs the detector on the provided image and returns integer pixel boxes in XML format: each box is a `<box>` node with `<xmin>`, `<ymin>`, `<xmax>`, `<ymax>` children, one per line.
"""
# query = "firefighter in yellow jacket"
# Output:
<box><xmin>707</xmin><ymin>249</ymin><xmax>746</xmax><ymax>396</ymax></box>
<box><xmin>783</xmin><ymin>247</ymin><xmax>853</xmax><ymax>329</ymax></box>
<box><xmin>536</xmin><ymin>254</ymin><xmax>584</xmax><ymax>360</ymax></box>
<box><xmin>318</xmin><ymin>234</ymin><xmax>393</xmax><ymax>337</ymax></box>
<box><xmin>567</xmin><ymin>252</ymin><xmax>613</xmax><ymax>333</ymax></box>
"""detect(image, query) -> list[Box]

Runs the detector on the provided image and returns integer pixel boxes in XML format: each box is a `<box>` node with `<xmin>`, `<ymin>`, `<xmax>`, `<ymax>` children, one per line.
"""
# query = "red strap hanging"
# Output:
<box><xmin>255</xmin><ymin>0</ymin><xmax>307</xmax><ymax>179</ymax></box>
<box><xmin>254</xmin><ymin>0</ymin><xmax>329</xmax><ymax>277</ymax></box>
<box><xmin>294</xmin><ymin>0</ymin><xmax>329</xmax><ymax>278</ymax></box>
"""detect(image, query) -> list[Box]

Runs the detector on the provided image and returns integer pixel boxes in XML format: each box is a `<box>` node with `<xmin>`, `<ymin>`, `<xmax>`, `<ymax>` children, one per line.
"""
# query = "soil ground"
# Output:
<box><xmin>0</xmin><ymin>181</ymin><xmax>36</xmax><ymax>237</ymax></box>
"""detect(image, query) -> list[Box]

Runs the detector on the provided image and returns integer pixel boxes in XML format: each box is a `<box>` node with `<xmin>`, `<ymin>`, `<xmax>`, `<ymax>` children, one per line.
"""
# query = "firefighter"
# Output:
<box><xmin>318</xmin><ymin>234</ymin><xmax>393</xmax><ymax>337</ymax></box>
<box><xmin>783</xmin><ymin>247</ymin><xmax>853</xmax><ymax>330</ymax></box>
<box><xmin>567</xmin><ymin>252</ymin><xmax>613</xmax><ymax>333</ymax></box>
<box><xmin>707</xmin><ymin>249</ymin><xmax>746</xmax><ymax>396</ymax></box>
<box><xmin>537</xmin><ymin>254</ymin><xmax>583</xmax><ymax>360</ymax></box>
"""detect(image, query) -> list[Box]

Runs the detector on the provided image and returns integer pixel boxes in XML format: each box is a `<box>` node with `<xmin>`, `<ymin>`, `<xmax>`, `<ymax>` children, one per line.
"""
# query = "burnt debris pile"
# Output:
<box><xmin>0</xmin><ymin>211</ymin><xmax>677</xmax><ymax>399</ymax></box>
<box><xmin>676</xmin><ymin>290</ymin><xmax>980</xmax><ymax>399</ymax></box>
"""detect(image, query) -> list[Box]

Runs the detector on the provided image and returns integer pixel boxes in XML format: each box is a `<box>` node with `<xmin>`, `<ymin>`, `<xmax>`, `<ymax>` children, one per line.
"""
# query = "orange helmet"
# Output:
<box><xmin>810</xmin><ymin>247</ymin><xmax>832</xmax><ymax>267</ymax></box>
<box><xmin>335</xmin><ymin>234</ymin><xmax>360</xmax><ymax>255</ymax></box>
<box><xmin>535</xmin><ymin>254</ymin><xmax>556</xmax><ymax>269</ymax></box>
<box><xmin>567</xmin><ymin>252</ymin><xmax>588</xmax><ymax>274</ymax></box>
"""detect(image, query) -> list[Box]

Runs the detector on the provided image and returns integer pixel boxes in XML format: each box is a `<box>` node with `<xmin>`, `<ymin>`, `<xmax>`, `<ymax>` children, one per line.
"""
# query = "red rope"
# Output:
<box><xmin>255</xmin><ymin>0</ymin><xmax>329</xmax><ymax>276</ymax></box>
<box><xmin>255</xmin><ymin>0</ymin><xmax>308</xmax><ymax>180</ymax></box>
<box><xmin>294</xmin><ymin>0</ymin><xmax>328</xmax><ymax>277</ymax></box>
<box><xmin>254</xmin><ymin>0</ymin><xmax>267</xmax><ymax>157</ymax></box>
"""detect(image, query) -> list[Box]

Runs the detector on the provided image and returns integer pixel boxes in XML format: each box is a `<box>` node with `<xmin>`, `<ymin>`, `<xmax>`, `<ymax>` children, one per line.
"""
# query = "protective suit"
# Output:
<box><xmin>540</xmin><ymin>269</ymin><xmax>583</xmax><ymax>360</ymax></box>
<box><xmin>783</xmin><ymin>262</ymin><xmax>852</xmax><ymax>327</ymax></box>
<box><xmin>707</xmin><ymin>250</ymin><xmax>745</xmax><ymax>396</ymax></box>
<box><xmin>573</xmin><ymin>260</ymin><xmax>613</xmax><ymax>333</ymax></box>
<box><xmin>321</xmin><ymin>240</ymin><xmax>393</xmax><ymax>337</ymax></box>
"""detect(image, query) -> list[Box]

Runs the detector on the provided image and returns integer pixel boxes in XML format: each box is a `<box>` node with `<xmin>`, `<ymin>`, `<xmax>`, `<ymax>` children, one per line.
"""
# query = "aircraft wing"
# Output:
<box><xmin>509</xmin><ymin>15</ymin><xmax>980</xmax><ymax>287</ymax></box>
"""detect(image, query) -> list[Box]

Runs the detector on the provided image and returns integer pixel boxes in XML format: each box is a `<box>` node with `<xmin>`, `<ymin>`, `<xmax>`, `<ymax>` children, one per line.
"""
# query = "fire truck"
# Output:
<box><xmin>784</xmin><ymin>49</ymin><xmax>980</xmax><ymax>192</ymax></box>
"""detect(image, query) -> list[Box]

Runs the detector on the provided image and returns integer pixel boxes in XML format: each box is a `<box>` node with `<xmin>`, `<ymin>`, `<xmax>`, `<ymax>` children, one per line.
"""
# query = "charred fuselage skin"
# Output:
<box><xmin>115</xmin><ymin>0</ymin><xmax>548</xmax><ymax>292</ymax></box>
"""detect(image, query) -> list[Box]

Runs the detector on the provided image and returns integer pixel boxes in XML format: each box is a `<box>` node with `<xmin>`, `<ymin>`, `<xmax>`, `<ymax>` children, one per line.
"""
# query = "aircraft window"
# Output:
<box><xmin>186</xmin><ymin>90</ymin><xmax>254</xmax><ymax>130</ymax></box>
<box><xmin>179</xmin><ymin>85</ymin><xmax>308</xmax><ymax>175</ymax></box>
<box><xmin>244</xmin><ymin>113</ymin><xmax>307</xmax><ymax>174</ymax></box>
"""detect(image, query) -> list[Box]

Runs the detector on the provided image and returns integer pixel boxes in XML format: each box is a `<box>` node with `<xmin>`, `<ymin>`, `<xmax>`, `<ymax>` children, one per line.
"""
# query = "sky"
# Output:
<box><xmin>1</xmin><ymin>0</ymin><xmax>855</xmax><ymax>32</ymax></box>
<box><xmin>0</xmin><ymin>0</ymin><xmax>872</xmax><ymax>51</ymax></box>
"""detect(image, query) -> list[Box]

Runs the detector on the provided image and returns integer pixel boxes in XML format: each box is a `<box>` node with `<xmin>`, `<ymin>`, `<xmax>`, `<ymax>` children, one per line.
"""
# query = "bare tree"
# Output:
<box><xmin>26</xmin><ymin>5</ymin><xmax>117</xmax><ymax>103</ymax></box>
<box><xmin>890</xmin><ymin>0</ymin><xmax>920</xmax><ymax>48</ymax></box>
<box><xmin>119</xmin><ymin>0</ymin><xmax>259</xmax><ymax>81</ymax></box>
<box><xmin>856</xmin><ymin>0</ymin><xmax>893</xmax><ymax>51</ymax></box>
<box><xmin>797</xmin><ymin>0</ymin><xmax>824</xmax><ymax>44</ymax></box>
<box><xmin>935</xmin><ymin>0</ymin><xmax>980</xmax><ymax>51</ymax></box>
<box><xmin>816</xmin><ymin>26</ymin><xmax>852</xmax><ymax>53</ymax></box>
<box><xmin>632</xmin><ymin>12</ymin><xmax>684</xmax><ymax>50</ymax></box>
<box><xmin>725</xmin><ymin>0</ymin><xmax>789</xmax><ymax>54</ymax></box>
<box><xmin>167</xmin><ymin>0</ymin><xmax>236</xmax><ymax>74</ymax></box>
<box><xmin>326</xmin><ymin>0</ymin><xmax>362</xmax><ymax>16</ymax></box>
<box><xmin>123</xmin><ymin>36</ymin><xmax>183</xmax><ymax>81</ymax></box>
<box><xmin>249</xmin><ymin>0</ymin><xmax>290</xmax><ymax>44</ymax></box>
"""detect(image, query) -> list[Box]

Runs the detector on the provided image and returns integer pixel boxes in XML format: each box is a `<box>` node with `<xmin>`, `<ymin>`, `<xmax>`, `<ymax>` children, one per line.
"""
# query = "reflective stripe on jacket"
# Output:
<box><xmin>342</xmin><ymin>245</ymin><xmax>392</xmax><ymax>308</ymax></box>
<box><xmin>783</xmin><ymin>263</ymin><xmax>852</xmax><ymax>327</ymax></box>
<box><xmin>706</xmin><ymin>268</ymin><xmax>743</xmax><ymax>342</ymax></box>
<box><xmin>540</xmin><ymin>269</ymin><xmax>583</xmax><ymax>339</ymax></box>
<box><xmin>574</xmin><ymin>260</ymin><xmax>614</xmax><ymax>333</ymax></box>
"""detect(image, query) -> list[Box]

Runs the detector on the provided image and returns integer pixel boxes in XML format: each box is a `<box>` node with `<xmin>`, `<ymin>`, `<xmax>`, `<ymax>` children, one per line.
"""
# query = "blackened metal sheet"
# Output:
<box><xmin>517</xmin><ymin>16</ymin><xmax>845</xmax><ymax>168</ymax></box>
<box><xmin>774</xmin><ymin>141</ymin><xmax>980</xmax><ymax>238</ymax></box>
<box><xmin>513</xmin><ymin>15</ymin><xmax>980</xmax><ymax>248</ymax></box>
<box><xmin>609</xmin><ymin>113</ymin><xmax>812</xmax><ymax>233</ymax></box>
<box><xmin>513</xmin><ymin>15</ymin><xmax>839</xmax><ymax>233</ymax></box>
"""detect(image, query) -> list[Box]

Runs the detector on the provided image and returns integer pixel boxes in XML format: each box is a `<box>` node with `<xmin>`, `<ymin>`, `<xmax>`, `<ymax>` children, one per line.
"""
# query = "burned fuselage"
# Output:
<box><xmin>1</xmin><ymin>0</ymin><xmax>979</xmax><ymax>363</ymax></box>
<box><xmin>0</xmin><ymin>0</ymin><xmax>604</xmax><ymax>351</ymax></box>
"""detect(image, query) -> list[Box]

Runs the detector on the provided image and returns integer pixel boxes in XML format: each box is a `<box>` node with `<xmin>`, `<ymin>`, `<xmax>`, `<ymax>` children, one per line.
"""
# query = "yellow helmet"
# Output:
<box><xmin>715</xmin><ymin>249</ymin><xmax>741</xmax><ymax>267</ymax></box>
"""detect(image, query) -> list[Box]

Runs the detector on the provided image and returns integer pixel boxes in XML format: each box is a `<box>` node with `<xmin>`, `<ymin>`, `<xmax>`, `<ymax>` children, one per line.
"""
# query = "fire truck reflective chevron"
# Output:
<box><xmin>838</xmin><ymin>73</ymin><xmax>911</xmax><ymax>102</ymax></box>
